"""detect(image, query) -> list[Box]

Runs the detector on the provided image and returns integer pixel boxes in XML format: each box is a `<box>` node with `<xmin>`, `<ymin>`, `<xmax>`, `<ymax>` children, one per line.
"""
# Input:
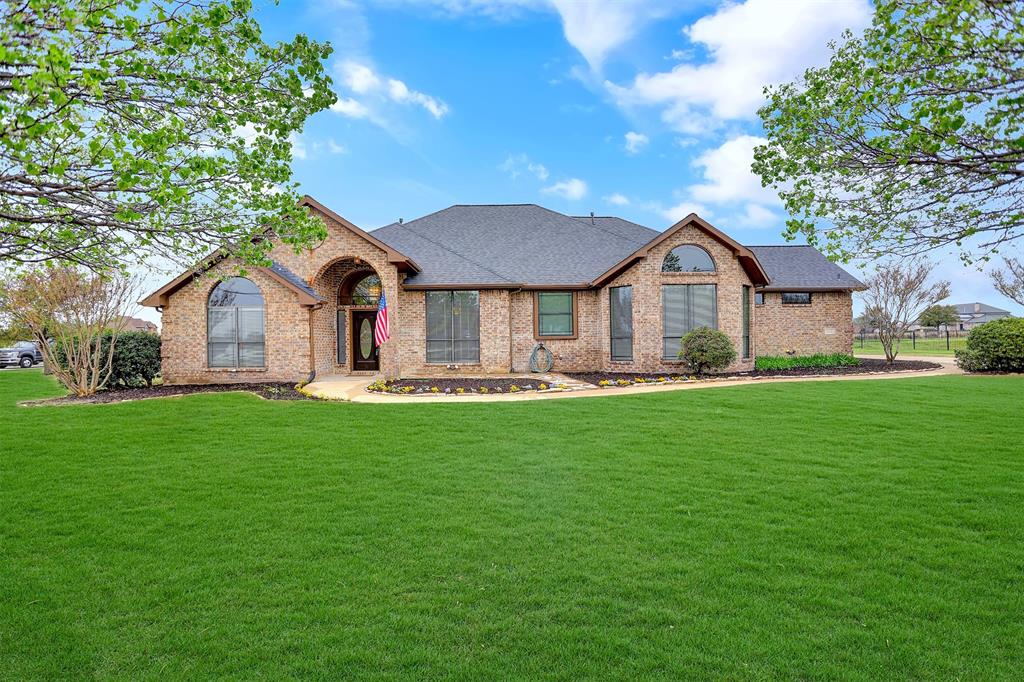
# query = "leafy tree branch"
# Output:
<box><xmin>0</xmin><ymin>0</ymin><xmax>336</xmax><ymax>272</ymax></box>
<box><xmin>754</xmin><ymin>0</ymin><xmax>1024</xmax><ymax>264</ymax></box>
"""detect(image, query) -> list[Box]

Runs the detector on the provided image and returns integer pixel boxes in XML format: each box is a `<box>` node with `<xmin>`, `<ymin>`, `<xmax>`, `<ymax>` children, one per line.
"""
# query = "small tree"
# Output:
<box><xmin>861</xmin><ymin>259</ymin><xmax>951</xmax><ymax>362</ymax></box>
<box><xmin>992</xmin><ymin>257</ymin><xmax>1024</xmax><ymax>308</ymax></box>
<box><xmin>679</xmin><ymin>327</ymin><xmax>737</xmax><ymax>375</ymax></box>
<box><xmin>1</xmin><ymin>268</ymin><xmax>139</xmax><ymax>396</ymax></box>
<box><xmin>918</xmin><ymin>304</ymin><xmax>958</xmax><ymax>331</ymax></box>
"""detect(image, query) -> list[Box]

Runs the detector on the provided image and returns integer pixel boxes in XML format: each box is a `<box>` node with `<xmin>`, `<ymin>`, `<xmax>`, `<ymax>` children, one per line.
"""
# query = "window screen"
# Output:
<box><xmin>662</xmin><ymin>284</ymin><xmax>717</xmax><ymax>359</ymax></box>
<box><xmin>426</xmin><ymin>291</ymin><xmax>480</xmax><ymax>363</ymax></box>
<box><xmin>609</xmin><ymin>286</ymin><xmax>633</xmax><ymax>361</ymax></box>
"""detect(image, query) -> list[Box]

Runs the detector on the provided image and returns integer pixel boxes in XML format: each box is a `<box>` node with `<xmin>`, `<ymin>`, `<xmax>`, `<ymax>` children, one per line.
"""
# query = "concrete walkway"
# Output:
<box><xmin>353</xmin><ymin>367</ymin><xmax>961</xmax><ymax>404</ymax></box>
<box><xmin>303</xmin><ymin>373</ymin><xmax>379</xmax><ymax>400</ymax></box>
<box><xmin>304</xmin><ymin>357</ymin><xmax>965</xmax><ymax>403</ymax></box>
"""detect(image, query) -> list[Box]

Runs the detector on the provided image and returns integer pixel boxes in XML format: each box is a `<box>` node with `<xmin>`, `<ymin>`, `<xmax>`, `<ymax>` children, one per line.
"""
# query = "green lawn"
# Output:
<box><xmin>2</xmin><ymin>370</ymin><xmax>1023</xmax><ymax>679</ymax></box>
<box><xmin>854</xmin><ymin>336</ymin><xmax>965</xmax><ymax>357</ymax></box>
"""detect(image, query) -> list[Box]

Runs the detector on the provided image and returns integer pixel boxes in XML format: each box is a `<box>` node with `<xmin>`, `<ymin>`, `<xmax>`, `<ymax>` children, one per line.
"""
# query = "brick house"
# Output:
<box><xmin>141</xmin><ymin>196</ymin><xmax>865</xmax><ymax>384</ymax></box>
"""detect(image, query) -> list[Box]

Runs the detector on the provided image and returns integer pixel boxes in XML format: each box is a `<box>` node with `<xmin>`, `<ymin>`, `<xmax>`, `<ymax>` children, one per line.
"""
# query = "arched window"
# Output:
<box><xmin>662</xmin><ymin>245</ymin><xmax>716</xmax><ymax>273</ymax></box>
<box><xmin>340</xmin><ymin>273</ymin><xmax>381</xmax><ymax>306</ymax></box>
<box><xmin>208</xmin><ymin>277</ymin><xmax>265</xmax><ymax>368</ymax></box>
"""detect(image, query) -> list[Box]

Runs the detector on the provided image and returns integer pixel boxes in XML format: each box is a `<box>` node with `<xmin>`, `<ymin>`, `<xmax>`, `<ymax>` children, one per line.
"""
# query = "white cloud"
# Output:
<box><xmin>604</xmin><ymin>193</ymin><xmax>630</xmax><ymax>206</ymax></box>
<box><xmin>326</xmin><ymin>138</ymin><xmax>347</xmax><ymax>155</ymax></box>
<box><xmin>332</xmin><ymin>60</ymin><xmax>449</xmax><ymax>121</ymax></box>
<box><xmin>605</xmin><ymin>0</ymin><xmax>872</xmax><ymax>131</ymax></box>
<box><xmin>289</xmin><ymin>132</ymin><xmax>307</xmax><ymax>160</ymax></box>
<box><xmin>624</xmin><ymin>131</ymin><xmax>649</xmax><ymax>155</ymax></box>
<box><xmin>499</xmin><ymin>153</ymin><xmax>549</xmax><ymax>181</ymax></box>
<box><xmin>736</xmin><ymin>203</ymin><xmax>778</xmax><ymax>228</ymax></box>
<box><xmin>330</xmin><ymin>97</ymin><xmax>372</xmax><ymax>119</ymax></box>
<box><xmin>548</xmin><ymin>0</ymin><xmax>664</xmax><ymax>70</ymax></box>
<box><xmin>542</xmin><ymin>178</ymin><xmax>588</xmax><ymax>200</ymax></box>
<box><xmin>689</xmin><ymin>135</ymin><xmax>780</xmax><ymax>206</ymax></box>
<box><xmin>660</xmin><ymin>201</ymin><xmax>708</xmax><ymax>223</ymax></box>
<box><xmin>386</xmin><ymin>78</ymin><xmax>449</xmax><ymax>119</ymax></box>
<box><xmin>385</xmin><ymin>0</ymin><xmax>675</xmax><ymax>71</ymax></box>
<box><xmin>341</xmin><ymin>62</ymin><xmax>382</xmax><ymax>94</ymax></box>
<box><xmin>652</xmin><ymin>135</ymin><xmax>782</xmax><ymax>229</ymax></box>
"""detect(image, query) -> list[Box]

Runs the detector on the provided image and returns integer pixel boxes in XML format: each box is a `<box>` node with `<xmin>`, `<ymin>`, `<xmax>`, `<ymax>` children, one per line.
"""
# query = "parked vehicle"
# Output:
<box><xmin>0</xmin><ymin>341</ymin><xmax>44</xmax><ymax>368</ymax></box>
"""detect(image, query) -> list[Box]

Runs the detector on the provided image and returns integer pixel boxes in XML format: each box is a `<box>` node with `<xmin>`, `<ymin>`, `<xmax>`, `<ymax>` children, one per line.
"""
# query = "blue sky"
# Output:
<box><xmin>135</xmin><ymin>0</ymin><xmax>1023</xmax><ymax>323</ymax></box>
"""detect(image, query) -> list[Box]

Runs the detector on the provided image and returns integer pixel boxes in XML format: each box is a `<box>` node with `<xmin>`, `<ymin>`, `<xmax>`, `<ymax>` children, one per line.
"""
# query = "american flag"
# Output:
<box><xmin>374</xmin><ymin>290</ymin><xmax>390</xmax><ymax>347</ymax></box>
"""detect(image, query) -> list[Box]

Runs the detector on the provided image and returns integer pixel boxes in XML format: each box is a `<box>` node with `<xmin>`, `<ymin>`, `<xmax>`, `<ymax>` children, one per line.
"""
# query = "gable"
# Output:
<box><xmin>590</xmin><ymin>214</ymin><xmax>771</xmax><ymax>288</ymax></box>
<box><xmin>297</xmin><ymin>196</ymin><xmax>418</xmax><ymax>274</ymax></box>
<box><xmin>140</xmin><ymin>255</ymin><xmax>322</xmax><ymax>308</ymax></box>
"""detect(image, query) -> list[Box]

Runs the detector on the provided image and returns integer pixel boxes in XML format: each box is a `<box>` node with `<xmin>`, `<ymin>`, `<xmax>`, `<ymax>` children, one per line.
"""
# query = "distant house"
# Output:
<box><xmin>953</xmin><ymin>302</ymin><xmax>1013</xmax><ymax>331</ymax></box>
<box><xmin>117</xmin><ymin>316</ymin><xmax>159</xmax><ymax>334</ymax></box>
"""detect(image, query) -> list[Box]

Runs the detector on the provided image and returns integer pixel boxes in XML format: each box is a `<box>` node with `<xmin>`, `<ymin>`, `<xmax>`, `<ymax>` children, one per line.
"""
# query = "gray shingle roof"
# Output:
<box><xmin>571</xmin><ymin>215</ymin><xmax>659</xmax><ymax>244</ymax></box>
<box><xmin>269</xmin><ymin>259</ymin><xmax>321</xmax><ymax>300</ymax></box>
<box><xmin>370</xmin><ymin>205</ymin><xmax>863</xmax><ymax>291</ymax></box>
<box><xmin>747</xmin><ymin>246</ymin><xmax>865</xmax><ymax>291</ymax></box>
<box><xmin>954</xmin><ymin>302</ymin><xmax>1011</xmax><ymax>316</ymax></box>
<box><xmin>372</xmin><ymin>204</ymin><xmax>654</xmax><ymax>286</ymax></box>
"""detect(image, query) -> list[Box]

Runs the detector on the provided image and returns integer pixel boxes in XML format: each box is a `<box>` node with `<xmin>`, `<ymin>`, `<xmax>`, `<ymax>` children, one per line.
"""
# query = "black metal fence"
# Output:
<box><xmin>855</xmin><ymin>329</ymin><xmax>967</xmax><ymax>353</ymax></box>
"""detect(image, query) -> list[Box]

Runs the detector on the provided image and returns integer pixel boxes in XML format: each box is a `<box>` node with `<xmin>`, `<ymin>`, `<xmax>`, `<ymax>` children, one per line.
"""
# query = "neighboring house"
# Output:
<box><xmin>952</xmin><ymin>302</ymin><xmax>1013</xmax><ymax>331</ymax></box>
<box><xmin>116</xmin><ymin>316</ymin><xmax>159</xmax><ymax>334</ymax></box>
<box><xmin>141</xmin><ymin>197</ymin><xmax>865</xmax><ymax>384</ymax></box>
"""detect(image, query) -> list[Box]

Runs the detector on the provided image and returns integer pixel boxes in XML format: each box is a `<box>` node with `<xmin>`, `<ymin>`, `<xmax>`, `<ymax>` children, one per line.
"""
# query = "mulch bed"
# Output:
<box><xmin>22</xmin><ymin>382</ymin><xmax>313</xmax><ymax>406</ymax></box>
<box><xmin>373</xmin><ymin>377</ymin><xmax>553</xmax><ymax>395</ymax></box>
<box><xmin>370</xmin><ymin>359</ymin><xmax>943</xmax><ymax>396</ymax></box>
<box><xmin>565</xmin><ymin>358</ymin><xmax>942</xmax><ymax>385</ymax></box>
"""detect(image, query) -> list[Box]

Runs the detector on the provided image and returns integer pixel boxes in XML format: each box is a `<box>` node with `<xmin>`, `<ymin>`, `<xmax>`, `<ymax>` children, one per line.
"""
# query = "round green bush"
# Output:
<box><xmin>678</xmin><ymin>327</ymin><xmax>737</xmax><ymax>375</ymax></box>
<box><xmin>955</xmin><ymin>318</ymin><xmax>1024</xmax><ymax>373</ymax></box>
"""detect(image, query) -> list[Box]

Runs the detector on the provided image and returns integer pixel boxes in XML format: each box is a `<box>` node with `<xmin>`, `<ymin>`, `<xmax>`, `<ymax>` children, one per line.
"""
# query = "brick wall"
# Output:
<box><xmin>396</xmin><ymin>288</ymin><xmax>513</xmax><ymax>375</ymax></box>
<box><xmin>160</xmin><ymin>260</ymin><xmax>311</xmax><ymax>384</ymax></box>
<box><xmin>161</xmin><ymin>206</ymin><xmax>406</xmax><ymax>384</ymax></box>
<box><xmin>508</xmin><ymin>290</ymin><xmax>602</xmax><ymax>372</ymax></box>
<box><xmin>596</xmin><ymin>224</ymin><xmax>756</xmax><ymax>373</ymax></box>
<box><xmin>270</xmin><ymin>207</ymin><xmax>403</xmax><ymax>378</ymax></box>
<box><xmin>753</xmin><ymin>291</ymin><xmax>854</xmax><ymax>356</ymax></box>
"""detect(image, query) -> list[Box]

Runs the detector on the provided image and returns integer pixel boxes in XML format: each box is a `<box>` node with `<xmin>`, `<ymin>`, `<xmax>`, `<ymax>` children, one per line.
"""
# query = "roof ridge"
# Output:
<box><xmin>451</xmin><ymin>203</ymin><xmax>538</xmax><ymax>207</ymax></box>
<box><xmin>513</xmin><ymin>204</ymin><xmax>650</xmax><ymax>246</ymax></box>
<box><xmin>571</xmin><ymin>220</ymin><xmax>656</xmax><ymax>246</ymax></box>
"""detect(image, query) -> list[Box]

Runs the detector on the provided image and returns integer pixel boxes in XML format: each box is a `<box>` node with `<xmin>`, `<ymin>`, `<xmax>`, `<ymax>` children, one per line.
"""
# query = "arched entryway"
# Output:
<box><xmin>310</xmin><ymin>257</ymin><xmax>384</xmax><ymax>375</ymax></box>
<box><xmin>338</xmin><ymin>269</ymin><xmax>381</xmax><ymax>371</ymax></box>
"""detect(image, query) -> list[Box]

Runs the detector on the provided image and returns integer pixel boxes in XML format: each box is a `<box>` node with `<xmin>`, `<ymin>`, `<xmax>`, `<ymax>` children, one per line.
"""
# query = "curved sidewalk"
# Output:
<box><xmin>305</xmin><ymin>360</ymin><xmax>962</xmax><ymax>403</ymax></box>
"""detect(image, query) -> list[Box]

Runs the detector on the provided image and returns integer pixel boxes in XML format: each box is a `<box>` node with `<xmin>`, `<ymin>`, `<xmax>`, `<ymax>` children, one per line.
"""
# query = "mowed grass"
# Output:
<box><xmin>854</xmin><ymin>336</ymin><xmax>965</xmax><ymax>357</ymax></box>
<box><xmin>2</xmin><ymin>370</ymin><xmax>1023</xmax><ymax>679</ymax></box>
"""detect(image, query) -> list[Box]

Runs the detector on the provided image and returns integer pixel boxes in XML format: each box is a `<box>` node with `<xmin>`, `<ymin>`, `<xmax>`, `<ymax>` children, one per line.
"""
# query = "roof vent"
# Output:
<box><xmin>590</xmin><ymin>211</ymin><xmax>595</xmax><ymax>225</ymax></box>
<box><xmin>398</xmin><ymin>218</ymin><xmax>403</xmax><ymax>224</ymax></box>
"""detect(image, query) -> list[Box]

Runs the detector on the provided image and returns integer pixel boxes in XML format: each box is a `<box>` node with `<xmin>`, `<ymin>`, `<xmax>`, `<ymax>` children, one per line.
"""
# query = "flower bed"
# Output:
<box><xmin>23</xmin><ymin>382</ymin><xmax>314</xmax><ymax>406</ymax></box>
<box><xmin>367</xmin><ymin>377</ymin><xmax>564</xmax><ymax>395</ymax></box>
<box><xmin>566</xmin><ymin>358</ymin><xmax>941</xmax><ymax>386</ymax></box>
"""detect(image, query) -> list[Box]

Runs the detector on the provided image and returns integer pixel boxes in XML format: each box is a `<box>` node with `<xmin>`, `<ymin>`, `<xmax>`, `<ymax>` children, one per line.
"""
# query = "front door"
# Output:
<box><xmin>351</xmin><ymin>310</ymin><xmax>379</xmax><ymax>371</ymax></box>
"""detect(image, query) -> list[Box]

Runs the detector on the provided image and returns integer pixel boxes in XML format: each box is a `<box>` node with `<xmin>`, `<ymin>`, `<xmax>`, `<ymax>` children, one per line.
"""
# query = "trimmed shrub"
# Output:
<box><xmin>109</xmin><ymin>332</ymin><xmax>161</xmax><ymax>387</ymax></box>
<box><xmin>755</xmin><ymin>353</ymin><xmax>860</xmax><ymax>371</ymax></box>
<box><xmin>955</xmin><ymin>318</ymin><xmax>1024</xmax><ymax>373</ymax></box>
<box><xmin>679</xmin><ymin>327</ymin><xmax>736</xmax><ymax>375</ymax></box>
<box><xmin>53</xmin><ymin>331</ymin><xmax>161</xmax><ymax>388</ymax></box>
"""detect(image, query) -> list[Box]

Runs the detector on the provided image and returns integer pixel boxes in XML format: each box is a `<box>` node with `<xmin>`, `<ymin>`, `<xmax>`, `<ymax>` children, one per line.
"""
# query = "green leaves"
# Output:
<box><xmin>754</xmin><ymin>0</ymin><xmax>1023</xmax><ymax>264</ymax></box>
<box><xmin>0</xmin><ymin>0</ymin><xmax>335</xmax><ymax>272</ymax></box>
